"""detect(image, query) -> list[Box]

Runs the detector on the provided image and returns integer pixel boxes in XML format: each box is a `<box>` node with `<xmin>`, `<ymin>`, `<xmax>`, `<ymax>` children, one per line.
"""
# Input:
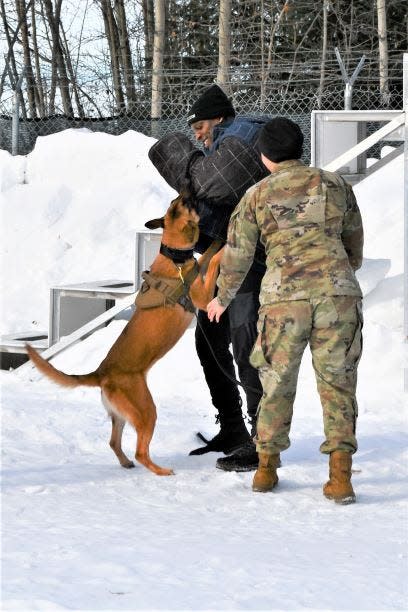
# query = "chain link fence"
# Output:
<box><xmin>0</xmin><ymin>81</ymin><xmax>404</xmax><ymax>162</ymax></box>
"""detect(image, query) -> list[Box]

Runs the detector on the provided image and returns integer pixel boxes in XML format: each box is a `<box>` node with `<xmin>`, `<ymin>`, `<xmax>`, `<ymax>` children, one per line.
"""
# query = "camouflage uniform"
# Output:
<box><xmin>216</xmin><ymin>160</ymin><xmax>364</xmax><ymax>456</ymax></box>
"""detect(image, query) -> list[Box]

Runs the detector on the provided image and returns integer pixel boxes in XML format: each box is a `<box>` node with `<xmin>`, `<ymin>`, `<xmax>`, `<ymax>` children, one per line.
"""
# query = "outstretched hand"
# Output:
<box><xmin>207</xmin><ymin>297</ymin><xmax>227</xmax><ymax>323</ymax></box>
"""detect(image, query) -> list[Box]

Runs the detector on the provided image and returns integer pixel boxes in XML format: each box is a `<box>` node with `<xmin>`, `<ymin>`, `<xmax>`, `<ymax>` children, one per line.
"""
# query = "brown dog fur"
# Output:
<box><xmin>26</xmin><ymin>195</ymin><xmax>223</xmax><ymax>476</ymax></box>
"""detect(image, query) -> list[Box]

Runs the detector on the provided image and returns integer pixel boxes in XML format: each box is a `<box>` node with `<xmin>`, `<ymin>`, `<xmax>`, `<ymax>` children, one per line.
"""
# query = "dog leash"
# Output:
<box><xmin>194</xmin><ymin>311</ymin><xmax>261</xmax><ymax>395</ymax></box>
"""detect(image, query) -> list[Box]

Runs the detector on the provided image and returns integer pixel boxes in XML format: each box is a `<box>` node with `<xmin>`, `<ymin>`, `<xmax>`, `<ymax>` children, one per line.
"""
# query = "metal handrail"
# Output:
<box><xmin>323</xmin><ymin>112</ymin><xmax>404</xmax><ymax>173</ymax></box>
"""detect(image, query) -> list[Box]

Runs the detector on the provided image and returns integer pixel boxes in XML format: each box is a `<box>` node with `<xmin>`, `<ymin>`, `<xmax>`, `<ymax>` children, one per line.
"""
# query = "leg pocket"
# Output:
<box><xmin>249</xmin><ymin>314</ymin><xmax>269</xmax><ymax>369</ymax></box>
<box><xmin>344</xmin><ymin>299</ymin><xmax>363</xmax><ymax>371</ymax></box>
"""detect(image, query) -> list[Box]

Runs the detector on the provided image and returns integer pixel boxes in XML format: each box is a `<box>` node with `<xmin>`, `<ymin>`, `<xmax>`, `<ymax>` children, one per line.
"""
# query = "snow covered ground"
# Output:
<box><xmin>1</xmin><ymin>130</ymin><xmax>407</xmax><ymax>611</ymax></box>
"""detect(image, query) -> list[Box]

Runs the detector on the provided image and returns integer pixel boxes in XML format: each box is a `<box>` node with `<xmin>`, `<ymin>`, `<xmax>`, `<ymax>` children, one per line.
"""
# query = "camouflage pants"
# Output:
<box><xmin>249</xmin><ymin>296</ymin><xmax>363</xmax><ymax>455</ymax></box>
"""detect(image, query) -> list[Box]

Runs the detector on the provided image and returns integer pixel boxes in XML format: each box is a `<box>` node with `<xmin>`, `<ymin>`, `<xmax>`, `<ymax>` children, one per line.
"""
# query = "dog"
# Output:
<box><xmin>26</xmin><ymin>194</ymin><xmax>224</xmax><ymax>476</ymax></box>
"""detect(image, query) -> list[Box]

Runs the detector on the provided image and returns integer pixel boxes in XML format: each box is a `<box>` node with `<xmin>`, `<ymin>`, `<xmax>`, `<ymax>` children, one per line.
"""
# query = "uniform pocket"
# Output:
<box><xmin>249</xmin><ymin>314</ymin><xmax>269</xmax><ymax>369</ymax></box>
<box><xmin>345</xmin><ymin>299</ymin><xmax>363</xmax><ymax>371</ymax></box>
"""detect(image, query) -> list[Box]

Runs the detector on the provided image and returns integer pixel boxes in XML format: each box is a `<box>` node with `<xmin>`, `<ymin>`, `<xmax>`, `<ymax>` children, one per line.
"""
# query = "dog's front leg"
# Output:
<box><xmin>190</xmin><ymin>246</ymin><xmax>225</xmax><ymax>311</ymax></box>
<box><xmin>196</xmin><ymin>240</ymin><xmax>223</xmax><ymax>277</ymax></box>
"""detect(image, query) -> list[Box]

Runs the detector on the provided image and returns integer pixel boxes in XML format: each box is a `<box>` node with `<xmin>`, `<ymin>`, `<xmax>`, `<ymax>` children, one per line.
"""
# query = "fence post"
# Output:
<box><xmin>11</xmin><ymin>67</ymin><xmax>27</xmax><ymax>156</ymax></box>
<box><xmin>334</xmin><ymin>48</ymin><xmax>366</xmax><ymax>110</ymax></box>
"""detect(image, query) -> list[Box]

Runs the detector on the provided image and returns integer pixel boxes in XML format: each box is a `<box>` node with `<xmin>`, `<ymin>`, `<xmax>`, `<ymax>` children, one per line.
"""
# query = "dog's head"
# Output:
<box><xmin>145</xmin><ymin>194</ymin><xmax>200</xmax><ymax>247</ymax></box>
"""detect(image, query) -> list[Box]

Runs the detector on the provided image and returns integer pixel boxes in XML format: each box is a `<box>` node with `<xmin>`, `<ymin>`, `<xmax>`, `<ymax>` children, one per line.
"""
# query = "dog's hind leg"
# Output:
<box><xmin>110</xmin><ymin>414</ymin><xmax>135</xmax><ymax>469</ymax></box>
<box><xmin>104</xmin><ymin>381</ymin><xmax>174</xmax><ymax>476</ymax></box>
<box><xmin>102</xmin><ymin>392</ymin><xmax>135</xmax><ymax>468</ymax></box>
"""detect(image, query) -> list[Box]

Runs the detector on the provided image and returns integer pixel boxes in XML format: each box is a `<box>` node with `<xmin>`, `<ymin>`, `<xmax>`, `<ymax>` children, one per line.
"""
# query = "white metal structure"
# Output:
<box><xmin>3</xmin><ymin>231</ymin><xmax>162</xmax><ymax>372</ymax></box>
<box><xmin>48</xmin><ymin>230</ymin><xmax>162</xmax><ymax>345</ymax></box>
<box><xmin>313</xmin><ymin>53</ymin><xmax>407</xmax><ymax>346</ymax></box>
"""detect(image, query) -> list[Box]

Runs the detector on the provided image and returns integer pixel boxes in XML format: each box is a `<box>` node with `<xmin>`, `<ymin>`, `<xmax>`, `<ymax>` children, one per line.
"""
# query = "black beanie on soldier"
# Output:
<box><xmin>257</xmin><ymin>117</ymin><xmax>304</xmax><ymax>162</ymax></box>
<box><xmin>187</xmin><ymin>84</ymin><xmax>236</xmax><ymax>125</ymax></box>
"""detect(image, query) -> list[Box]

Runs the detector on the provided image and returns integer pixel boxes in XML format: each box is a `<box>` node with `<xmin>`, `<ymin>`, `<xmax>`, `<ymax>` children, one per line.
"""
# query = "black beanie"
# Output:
<box><xmin>257</xmin><ymin>117</ymin><xmax>304</xmax><ymax>162</ymax></box>
<box><xmin>187</xmin><ymin>84</ymin><xmax>235</xmax><ymax>125</ymax></box>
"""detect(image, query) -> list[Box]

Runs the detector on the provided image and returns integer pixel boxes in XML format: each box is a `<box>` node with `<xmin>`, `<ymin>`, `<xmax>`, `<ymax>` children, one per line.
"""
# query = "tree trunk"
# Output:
<box><xmin>142</xmin><ymin>0</ymin><xmax>154</xmax><ymax>95</ymax></box>
<box><xmin>217</xmin><ymin>0</ymin><xmax>231</xmax><ymax>94</ymax></box>
<box><xmin>318</xmin><ymin>0</ymin><xmax>328</xmax><ymax>109</ymax></box>
<box><xmin>0</xmin><ymin>0</ymin><xmax>33</xmax><ymax>108</ymax></box>
<box><xmin>43</xmin><ymin>0</ymin><xmax>74</xmax><ymax>116</ymax></box>
<box><xmin>114</xmin><ymin>0</ymin><xmax>137</xmax><ymax>112</ymax></box>
<box><xmin>151</xmin><ymin>0</ymin><xmax>165</xmax><ymax>135</ymax></box>
<box><xmin>260</xmin><ymin>1</ymin><xmax>288</xmax><ymax>110</ymax></box>
<box><xmin>16</xmin><ymin>0</ymin><xmax>37</xmax><ymax>117</ymax></box>
<box><xmin>100</xmin><ymin>0</ymin><xmax>125</xmax><ymax>113</ymax></box>
<box><xmin>61</xmin><ymin>24</ymin><xmax>85</xmax><ymax>117</ymax></box>
<box><xmin>377</xmin><ymin>0</ymin><xmax>390</xmax><ymax>105</ymax></box>
<box><xmin>31</xmin><ymin>1</ymin><xmax>45</xmax><ymax>117</ymax></box>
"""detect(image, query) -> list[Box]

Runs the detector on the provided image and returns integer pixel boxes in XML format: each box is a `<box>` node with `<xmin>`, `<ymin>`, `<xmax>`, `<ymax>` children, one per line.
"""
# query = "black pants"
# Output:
<box><xmin>195</xmin><ymin>269</ymin><xmax>263</xmax><ymax>426</ymax></box>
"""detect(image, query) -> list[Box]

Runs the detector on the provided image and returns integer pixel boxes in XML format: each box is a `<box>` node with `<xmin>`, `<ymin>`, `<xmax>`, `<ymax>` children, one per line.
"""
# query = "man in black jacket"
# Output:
<box><xmin>148</xmin><ymin>84</ymin><xmax>267</xmax><ymax>471</ymax></box>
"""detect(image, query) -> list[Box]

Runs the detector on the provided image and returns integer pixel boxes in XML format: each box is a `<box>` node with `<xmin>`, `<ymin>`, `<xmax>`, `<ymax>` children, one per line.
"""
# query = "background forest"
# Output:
<box><xmin>0</xmin><ymin>1</ymin><xmax>407</xmax><ymax>153</ymax></box>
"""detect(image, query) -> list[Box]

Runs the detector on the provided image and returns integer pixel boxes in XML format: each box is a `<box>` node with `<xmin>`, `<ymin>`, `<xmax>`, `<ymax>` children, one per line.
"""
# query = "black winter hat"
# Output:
<box><xmin>257</xmin><ymin>117</ymin><xmax>304</xmax><ymax>162</ymax></box>
<box><xmin>187</xmin><ymin>84</ymin><xmax>235</xmax><ymax>125</ymax></box>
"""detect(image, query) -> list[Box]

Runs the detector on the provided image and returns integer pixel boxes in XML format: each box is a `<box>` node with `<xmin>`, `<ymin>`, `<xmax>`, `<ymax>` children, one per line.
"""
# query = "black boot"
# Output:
<box><xmin>214</xmin><ymin>418</ymin><xmax>257</xmax><ymax>470</ymax></box>
<box><xmin>216</xmin><ymin>419</ymin><xmax>281</xmax><ymax>472</ymax></box>
<box><xmin>215</xmin><ymin>439</ymin><xmax>259</xmax><ymax>471</ymax></box>
<box><xmin>189</xmin><ymin>414</ymin><xmax>250</xmax><ymax>455</ymax></box>
<box><xmin>216</xmin><ymin>442</ymin><xmax>282</xmax><ymax>472</ymax></box>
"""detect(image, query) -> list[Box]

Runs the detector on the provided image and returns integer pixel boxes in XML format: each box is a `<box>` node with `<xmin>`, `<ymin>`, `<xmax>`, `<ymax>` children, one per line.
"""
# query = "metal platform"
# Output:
<box><xmin>48</xmin><ymin>231</ymin><xmax>163</xmax><ymax>345</ymax></box>
<box><xmin>49</xmin><ymin>279</ymin><xmax>136</xmax><ymax>345</ymax></box>
<box><xmin>0</xmin><ymin>331</ymin><xmax>48</xmax><ymax>370</ymax></box>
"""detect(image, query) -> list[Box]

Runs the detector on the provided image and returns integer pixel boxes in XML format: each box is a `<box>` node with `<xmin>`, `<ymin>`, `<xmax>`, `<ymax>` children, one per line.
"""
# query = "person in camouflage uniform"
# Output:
<box><xmin>207</xmin><ymin>117</ymin><xmax>363</xmax><ymax>504</ymax></box>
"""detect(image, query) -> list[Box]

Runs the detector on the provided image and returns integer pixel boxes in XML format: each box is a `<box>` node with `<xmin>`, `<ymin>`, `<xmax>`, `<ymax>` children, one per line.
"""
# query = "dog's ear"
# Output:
<box><xmin>145</xmin><ymin>216</ymin><xmax>164</xmax><ymax>229</ymax></box>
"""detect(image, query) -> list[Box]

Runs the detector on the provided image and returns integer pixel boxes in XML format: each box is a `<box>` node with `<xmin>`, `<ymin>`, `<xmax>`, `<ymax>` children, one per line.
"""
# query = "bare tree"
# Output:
<box><xmin>260</xmin><ymin>1</ymin><xmax>289</xmax><ymax>110</ymax></box>
<box><xmin>142</xmin><ymin>0</ymin><xmax>154</xmax><ymax>74</ymax></box>
<box><xmin>318</xmin><ymin>0</ymin><xmax>329</xmax><ymax>109</ymax></box>
<box><xmin>217</xmin><ymin>0</ymin><xmax>231</xmax><ymax>93</ymax></box>
<box><xmin>100</xmin><ymin>0</ymin><xmax>125</xmax><ymax>112</ymax></box>
<box><xmin>151</xmin><ymin>0</ymin><xmax>165</xmax><ymax>134</ymax></box>
<box><xmin>114</xmin><ymin>0</ymin><xmax>137</xmax><ymax>111</ymax></box>
<box><xmin>0</xmin><ymin>0</ymin><xmax>33</xmax><ymax>102</ymax></box>
<box><xmin>42</xmin><ymin>0</ymin><xmax>74</xmax><ymax>115</ymax></box>
<box><xmin>30</xmin><ymin>1</ymin><xmax>45</xmax><ymax>116</ymax></box>
<box><xmin>377</xmin><ymin>0</ymin><xmax>390</xmax><ymax>105</ymax></box>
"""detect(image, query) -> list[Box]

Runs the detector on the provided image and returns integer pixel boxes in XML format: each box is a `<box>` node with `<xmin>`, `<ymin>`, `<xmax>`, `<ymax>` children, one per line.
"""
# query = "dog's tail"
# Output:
<box><xmin>25</xmin><ymin>344</ymin><xmax>100</xmax><ymax>388</ymax></box>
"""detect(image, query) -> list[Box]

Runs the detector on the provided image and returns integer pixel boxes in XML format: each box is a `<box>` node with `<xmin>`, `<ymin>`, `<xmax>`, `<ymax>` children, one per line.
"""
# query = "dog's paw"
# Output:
<box><xmin>122</xmin><ymin>461</ymin><xmax>135</xmax><ymax>469</ymax></box>
<box><xmin>159</xmin><ymin>468</ymin><xmax>175</xmax><ymax>476</ymax></box>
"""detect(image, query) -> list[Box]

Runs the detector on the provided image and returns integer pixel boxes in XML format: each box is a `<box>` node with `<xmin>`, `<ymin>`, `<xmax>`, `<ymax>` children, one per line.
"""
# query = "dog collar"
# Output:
<box><xmin>160</xmin><ymin>243</ymin><xmax>195</xmax><ymax>264</ymax></box>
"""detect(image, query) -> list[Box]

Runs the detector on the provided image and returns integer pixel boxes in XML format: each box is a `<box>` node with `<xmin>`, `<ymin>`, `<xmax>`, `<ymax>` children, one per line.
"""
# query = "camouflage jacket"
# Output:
<box><xmin>217</xmin><ymin>160</ymin><xmax>363</xmax><ymax>307</ymax></box>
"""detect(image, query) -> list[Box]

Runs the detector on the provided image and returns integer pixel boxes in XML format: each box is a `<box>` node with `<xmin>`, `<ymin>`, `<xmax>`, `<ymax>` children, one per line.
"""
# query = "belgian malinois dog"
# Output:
<box><xmin>26</xmin><ymin>194</ymin><xmax>223</xmax><ymax>476</ymax></box>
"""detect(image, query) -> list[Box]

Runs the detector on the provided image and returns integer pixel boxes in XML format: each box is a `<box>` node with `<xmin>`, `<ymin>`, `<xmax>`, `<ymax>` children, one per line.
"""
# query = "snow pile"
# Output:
<box><xmin>0</xmin><ymin>129</ymin><xmax>175</xmax><ymax>332</ymax></box>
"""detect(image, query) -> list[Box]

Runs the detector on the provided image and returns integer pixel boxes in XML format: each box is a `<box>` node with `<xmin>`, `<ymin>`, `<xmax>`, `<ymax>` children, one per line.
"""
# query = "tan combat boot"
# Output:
<box><xmin>323</xmin><ymin>450</ymin><xmax>356</xmax><ymax>505</ymax></box>
<box><xmin>252</xmin><ymin>453</ymin><xmax>280</xmax><ymax>492</ymax></box>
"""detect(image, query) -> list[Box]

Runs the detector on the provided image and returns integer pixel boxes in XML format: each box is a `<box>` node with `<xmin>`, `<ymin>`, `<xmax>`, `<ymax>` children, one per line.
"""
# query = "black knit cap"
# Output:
<box><xmin>187</xmin><ymin>84</ymin><xmax>235</xmax><ymax>125</ymax></box>
<box><xmin>257</xmin><ymin>117</ymin><xmax>304</xmax><ymax>162</ymax></box>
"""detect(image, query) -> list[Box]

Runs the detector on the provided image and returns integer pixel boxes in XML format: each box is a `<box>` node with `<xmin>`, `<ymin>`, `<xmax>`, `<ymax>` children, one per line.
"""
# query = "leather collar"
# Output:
<box><xmin>160</xmin><ymin>243</ymin><xmax>195</xmax><ymax>264</ymax></box>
